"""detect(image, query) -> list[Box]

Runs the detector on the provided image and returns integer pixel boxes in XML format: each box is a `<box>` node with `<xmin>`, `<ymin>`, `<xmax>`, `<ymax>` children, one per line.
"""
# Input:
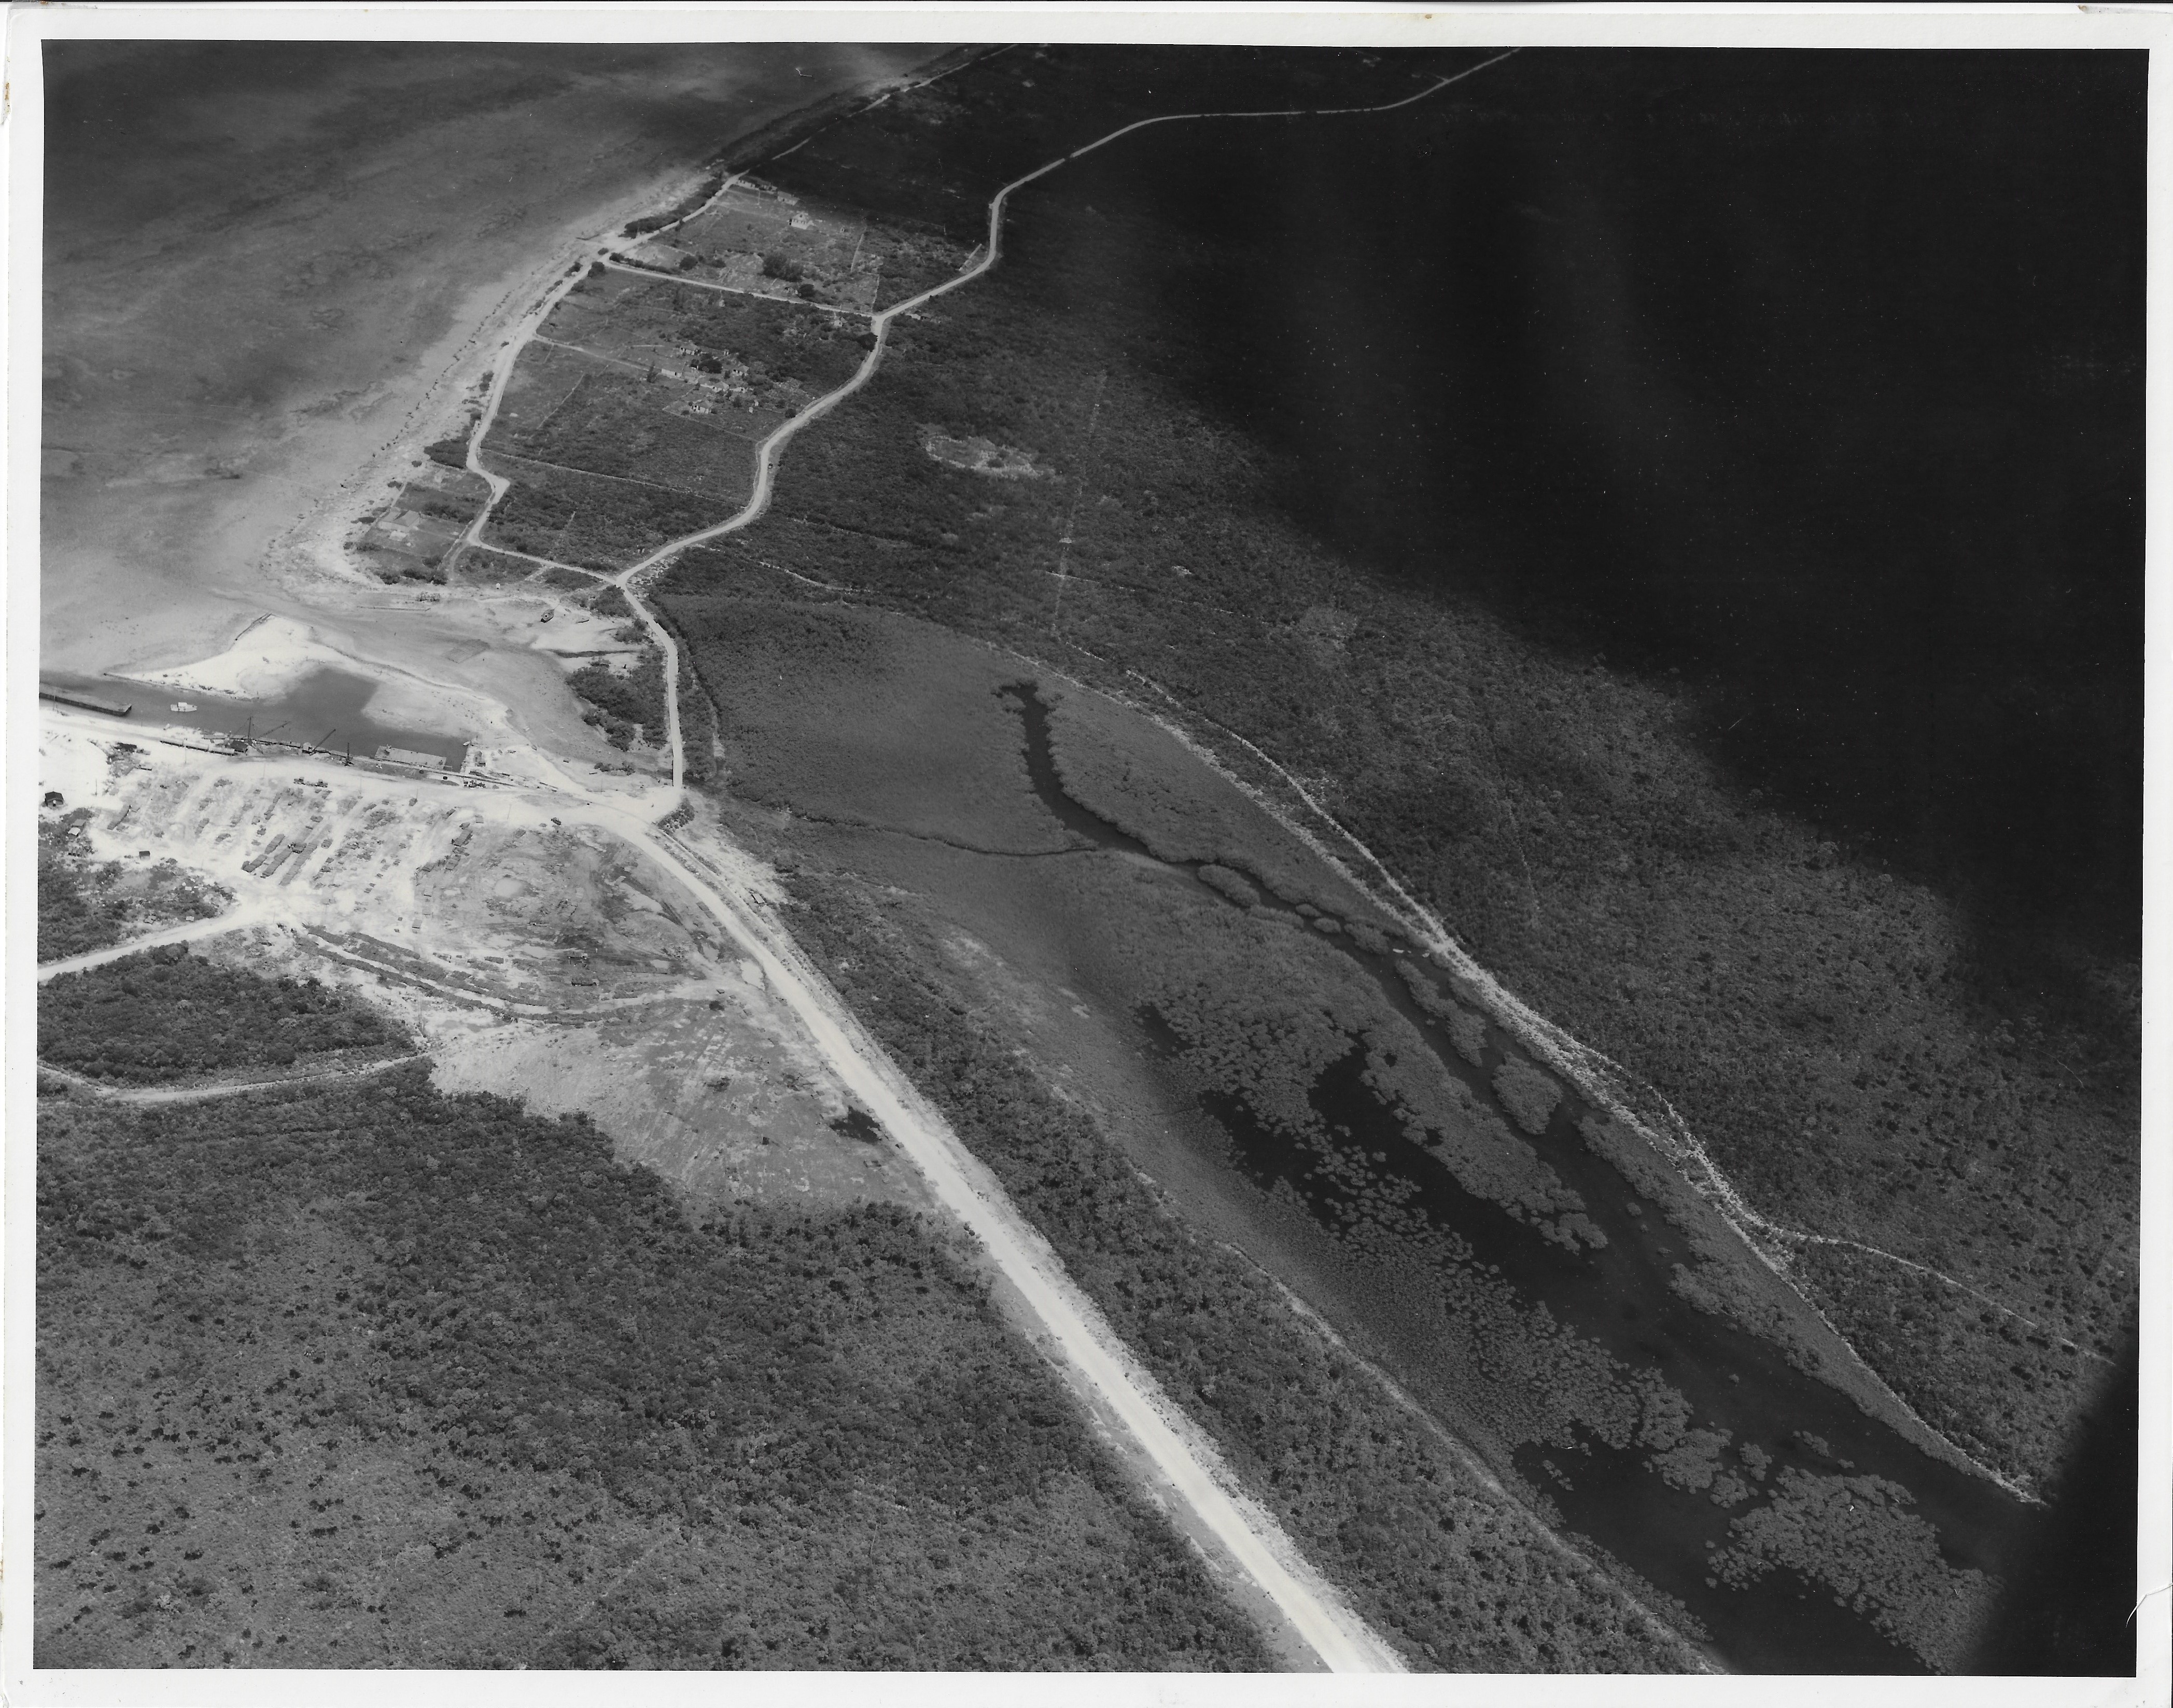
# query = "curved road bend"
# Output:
<box><xmin>445</xmin><ymin>53</ymin><xmax>1542</xmax><ymax>1672</ymax></box>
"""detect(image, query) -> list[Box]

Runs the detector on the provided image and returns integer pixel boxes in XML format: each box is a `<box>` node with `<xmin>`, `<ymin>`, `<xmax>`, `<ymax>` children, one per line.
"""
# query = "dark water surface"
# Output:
<box><xmin>1005</xmin><ymin>679</ymin><xmax>2029</xmax><ymax>1671</ymax></box>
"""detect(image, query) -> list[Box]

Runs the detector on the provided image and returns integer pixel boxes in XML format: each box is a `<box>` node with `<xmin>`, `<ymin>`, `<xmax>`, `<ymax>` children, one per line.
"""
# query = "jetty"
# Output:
<box><xmin>38</xmin><ymin>682</ymin><xmax>134</xmax><ymax>718</ymax></box>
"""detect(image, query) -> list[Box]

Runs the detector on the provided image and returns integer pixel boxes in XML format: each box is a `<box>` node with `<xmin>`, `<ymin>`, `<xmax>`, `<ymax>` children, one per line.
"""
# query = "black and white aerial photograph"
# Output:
<box><xmin>7</xmin><ymin>5</ymin><xmax>2166</xmax><ymax>1700</ymax></box>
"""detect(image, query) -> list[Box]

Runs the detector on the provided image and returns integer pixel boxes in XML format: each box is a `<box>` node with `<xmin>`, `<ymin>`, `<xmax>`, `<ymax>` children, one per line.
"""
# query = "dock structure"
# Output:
<box><xmin>373</xmin><ymin>745</ymin><xmax>453</xmax><ymax>771</ymax></box>
<box><xmin>38</xmin><ymin>683</ymin><xmax>134</xmax><ymax>718</ymax></box>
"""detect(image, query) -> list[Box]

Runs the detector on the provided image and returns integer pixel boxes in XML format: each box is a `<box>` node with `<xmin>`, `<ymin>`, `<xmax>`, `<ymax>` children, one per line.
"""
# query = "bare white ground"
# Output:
<box><xmin>38</xmin><ymin>710</ymin><xmax>1400</xmax><ymax>1670</ymax></box>
<box><xmin>38</xmin><ymin>50</ymin><xmax>1601</xmax><ymax>1673</ymax></box>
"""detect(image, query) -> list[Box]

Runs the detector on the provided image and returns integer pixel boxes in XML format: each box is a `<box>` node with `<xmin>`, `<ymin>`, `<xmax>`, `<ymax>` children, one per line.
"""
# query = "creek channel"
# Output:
<box><xmin>1001</xmin><ymin>681</ymin><xmax>2031</xmax><ymax>1673</ymax></box>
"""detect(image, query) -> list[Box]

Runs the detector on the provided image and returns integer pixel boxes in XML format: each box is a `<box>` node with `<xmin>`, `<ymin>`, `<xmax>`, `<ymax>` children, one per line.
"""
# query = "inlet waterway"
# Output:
<box><xmin>1002</xmin><ymin>679</ymin><xmax>2032</xmax><ymax>1673</ymax></box>
<box><xmin>44</xmin><ymin>667</ymin><xmax>470</xmax><ymax>770</ymax></box>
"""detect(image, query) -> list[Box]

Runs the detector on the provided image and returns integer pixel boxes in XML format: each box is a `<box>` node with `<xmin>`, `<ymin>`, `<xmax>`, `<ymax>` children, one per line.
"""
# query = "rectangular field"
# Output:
<box><xmin>481</xmin><ymin>454</ymin><xmax>736</xmax><ymax>571</ymax></box>
<box><xmin>549</xmin><ymin>270</ymin><xmax>870</xmax><ymax>395</ymax></box>
<box><xmin>484</xmin><ymin>273</ymin><xmax>876</xmax><ymax>525</ymax></box>
<box><xmin>499</xmin><ymin>368</ymin><xmax>759</xmax><ymax>501</ymax></box>
<box><xmin>649</xmin><ymin>180</ymin><xmax>878</xmax><ymax>312</ymax></box>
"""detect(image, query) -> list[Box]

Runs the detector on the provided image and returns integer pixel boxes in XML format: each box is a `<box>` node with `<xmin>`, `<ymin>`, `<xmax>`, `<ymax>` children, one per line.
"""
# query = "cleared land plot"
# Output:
<box><xmin>488</xmin><ymin>285</ymin><xmax>879</xmax><ymax>519</ymax></box>
<box><xmin>404</xmin><ymin>464</ymin><xmax>492</xmax><ymax>508</ymax></box>
<box><xmin>482</xmin><ymin>455</ymin><xmax>730</xmax><ymax>573</ymax></box>
<box><xmin>644</xmin><ymin>181</ymin><xmax>877</xmax><ymax>312</ymax></box>
<box><xmin>359</xmin><ymin>510</ymin><xmax>464</xmax><ymax>579</ymax></box>
<box><xmin>429</xmin><ymin>996</ymin><xmax>931</xmax><ymax>1216</ymax></box>
<box><xmin>38</xmin><ymin>806</ymin><xmax>228</xmax><ymax>962</ymax></box>
<box><xmin>549</xmin><ymin>272</ymin><xmax>867</xmax><ymax>407</ymax></box>
<box><xmin>483</xmin><ymin>340</ymin><xmax>623</xmax><ymax>456</ymax></box>
<box><xmin>538</xmin><ymin>267</ymin><xmax>674</xmax><ymax>358</ymax></box>
<box><xmin>506</xmin><ymin>369</ymin><xmax>758</xmax><ymax>501</ymax></box>
<box><xmin>356</xmin><ymin>462</ymin><xmax>490</xmax><ymax>582</ymax></box>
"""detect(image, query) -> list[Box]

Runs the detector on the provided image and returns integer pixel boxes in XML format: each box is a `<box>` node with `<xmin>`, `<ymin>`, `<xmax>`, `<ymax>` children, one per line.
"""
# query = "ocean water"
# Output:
<box><xmin>40</xmin><ymin>40</ymin><xmax>934</xmax><ymax>673</ymax></box>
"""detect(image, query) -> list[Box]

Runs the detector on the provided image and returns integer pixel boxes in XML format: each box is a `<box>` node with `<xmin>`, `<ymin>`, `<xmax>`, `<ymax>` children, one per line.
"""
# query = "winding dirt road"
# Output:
<box><xmin>436</xmin><ymin>62</ymin><xmax>1556</xmax><ymax>1673</ymax></box>
<box><xmin>44</xmin><ymin>43</ymin><xmax>2035</xmax><ymax>1663</ymax></box>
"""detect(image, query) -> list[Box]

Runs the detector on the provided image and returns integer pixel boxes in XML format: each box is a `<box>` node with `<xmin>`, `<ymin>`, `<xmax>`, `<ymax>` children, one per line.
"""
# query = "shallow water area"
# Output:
<box><xmin>1001</xmin><ymin>679</ymin><xmax>2030</xmax><ymax>1671</ymax></box>
<box><xmin>46</xmin><ymin>665</ymin><xmax>470</xmax><ymax>769</ymax></box>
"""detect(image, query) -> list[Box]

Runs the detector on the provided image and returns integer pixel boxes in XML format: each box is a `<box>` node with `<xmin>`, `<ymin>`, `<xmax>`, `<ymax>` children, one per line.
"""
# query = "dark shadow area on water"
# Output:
<box><xmin>1000</xmin><ymin>677</ymin><xmax>2056</xmax><ymax>1672</ymax></box>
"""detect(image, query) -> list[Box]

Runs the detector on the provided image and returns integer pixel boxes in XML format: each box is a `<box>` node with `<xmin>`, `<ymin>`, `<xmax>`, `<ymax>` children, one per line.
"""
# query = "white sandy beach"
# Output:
<box><xmin>39</xmin><ymin>44</ymin><xmax>934</xmax><ymax>718</ymax></box>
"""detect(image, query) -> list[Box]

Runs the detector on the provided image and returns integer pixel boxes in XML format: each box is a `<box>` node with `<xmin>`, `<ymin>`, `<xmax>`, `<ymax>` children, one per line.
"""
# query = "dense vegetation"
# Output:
<box><xmin>445</xmin><ymin>544</ymin><xmax>540</xmax><ymax>587</ymax></box>
<box><xmin>395</xmin><ymin>478</ymin><xmax>486</xmax><ymax>526</ymax></box>
<box><xmin>655</xmin><ymin>608</ymin><xmax>719</xmax><ymax>788</ymax></box>
<box><xmin>483</xmin><ymin>455</ymin><xmax>723</xmax><ymax>571</ymax></box>
<box><xmin>651</xmin><ymin>44</ymin><xmax>2137</xmax><ymax>1497</ymax></box>
<box><xmin>38</xmin><ymin>946</ymin><xmax>401</xmax><ymax>1085</ymax></box>
<box><xmin>37</xmin><ymin>1059</ymin><xmax>1272</xmax><ymax>1669</ymax></box>
<box><xmin>759</xmin><ymin>45</ymin><xmax>1460</xmax><ymax>251</ymax></box>
<box><xmin>38</xmin><ymin>808</ymin><xmax>226</xmax><ymax>963</ymax></box>
<box><xmin>776</xmin><ymin>869</ymin><xmax>1698</xmax><ymax>1673</ymax></box>
<box><xmin>567</xmin><ymin>649</ymin><xmax>668</xmax><ymax>750</ymax></box>
<box><xmin>659</xmin><ymin>591</ymin><xmax>2009</xmax><ymax>1668</ymax></box>
<box><xmin>39</xmin><ymin>817</ymin><xmax>136</xmax><ymax>961</ymax></box>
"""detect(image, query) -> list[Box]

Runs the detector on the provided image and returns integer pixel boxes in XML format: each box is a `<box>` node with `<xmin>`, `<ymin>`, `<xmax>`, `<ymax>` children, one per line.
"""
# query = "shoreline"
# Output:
<box><xmin>43</xmin><ymin>50</ymin><xmax>949</xmax><ymax>701</ymax></box>
<box><xmin>39</xmin><ymin>52</ymin><xmax>956</xmax><ymax>822</ymax></box>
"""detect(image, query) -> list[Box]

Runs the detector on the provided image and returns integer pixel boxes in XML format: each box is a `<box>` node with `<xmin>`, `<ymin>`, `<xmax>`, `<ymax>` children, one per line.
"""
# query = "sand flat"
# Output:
<box><xmin>41</xmin><ymin>42</ymin><xmax>935</xmax><ymax>693</ymax></box>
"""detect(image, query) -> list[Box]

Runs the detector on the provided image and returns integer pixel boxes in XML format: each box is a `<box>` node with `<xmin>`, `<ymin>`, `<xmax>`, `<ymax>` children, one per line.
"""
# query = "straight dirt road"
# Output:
<box><xmin>588</xmin><ymin>806</ymin><xmax>1408</xmax><ymax>1673</ymax></box>
<box><xmin>414</xmin><ymin>57</ymin><xmax>1555</xmax><ymax>1674</ymax></box>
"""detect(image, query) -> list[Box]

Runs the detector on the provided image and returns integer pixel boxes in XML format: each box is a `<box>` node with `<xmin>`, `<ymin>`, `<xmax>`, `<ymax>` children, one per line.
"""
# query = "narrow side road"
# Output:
<box><xmin>35</xmin><ymin>908</ymin><xmax>273</xmax><ymax>984</ymax></box>
<box><xmin>36</xmin><ymin>1054</ymin><xmax>426</xmax><ymax>1106</ymax></box>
